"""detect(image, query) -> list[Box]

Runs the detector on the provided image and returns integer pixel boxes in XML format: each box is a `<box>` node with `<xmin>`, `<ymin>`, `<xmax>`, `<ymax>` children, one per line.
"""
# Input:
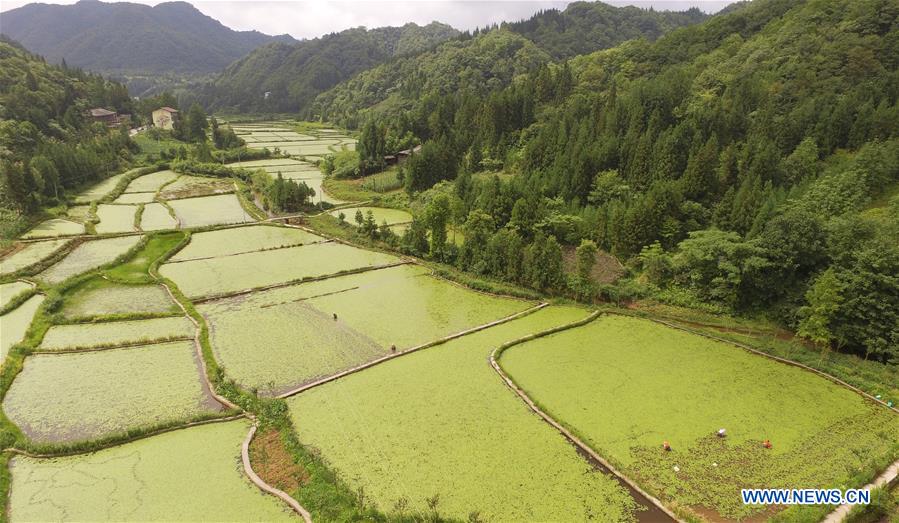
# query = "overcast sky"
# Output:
<box><xmin>0</xmin><ymin>0</ymin><xmax>734</xmax><ymax>40</ymax></box>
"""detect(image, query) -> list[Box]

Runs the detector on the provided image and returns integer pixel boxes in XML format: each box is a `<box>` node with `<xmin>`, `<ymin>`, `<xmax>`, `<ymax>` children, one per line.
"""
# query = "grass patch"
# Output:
<box><xmin>322</xmin><ymin>177</ymin><xmax>381</xmax><ymax>202</ymax></box>
<box><xmin>132</xmin><ymin>132</ymin><xmax>185</xmax><ymax>161</ymax></box>
<box><xmin>249</xmin><ymin>427</ymin><xmax>310</xmax><ymax>493</ymax></box>
<box><xmin>158</xmin><ymin>175</ymin><xmax>233</xmax><ymax>200</ymax></box>
<box><xmin>330</xmin><ymin>206</ymin><xmax>412</xmax><ymax>227</ymax></box>
<box><xmin>103</xmin><ymin>231</ymin><xmax>186</xmax><ymax>283</ymax></box>
<box><xmin>360</xmin><ymin>167</ymin><xmax>404</xmax><ymax>193</ymax></box>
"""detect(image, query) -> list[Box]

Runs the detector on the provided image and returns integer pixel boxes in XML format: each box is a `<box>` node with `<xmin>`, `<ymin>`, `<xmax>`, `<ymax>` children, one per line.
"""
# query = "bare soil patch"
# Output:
<box><xmin>562</xmin><ymin>246</ymin><xmax>625</xmax><ymax>284</ymax></box>
<box><xmin>249</xmin><ymin>428</ymin><xmax>309</xmax><ymax>493</ymax></box>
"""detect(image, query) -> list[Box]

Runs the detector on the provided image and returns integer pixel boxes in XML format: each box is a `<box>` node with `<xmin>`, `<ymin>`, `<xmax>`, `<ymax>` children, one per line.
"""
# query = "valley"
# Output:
<box><xmin>1</xmin><ymin>0</ymin><xmax>898</xmax><ymax>521</ymax></box>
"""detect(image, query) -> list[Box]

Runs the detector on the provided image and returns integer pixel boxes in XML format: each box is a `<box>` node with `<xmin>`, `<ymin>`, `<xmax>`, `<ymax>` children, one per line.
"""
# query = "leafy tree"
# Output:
<box><xmin>781</xmin><ymin>137</ymin><xmax>819</xmax><ymax>184</ymax></box>
<box><xmin>266</xmin><ymin>172</ymin><xmax>314</xmax><ymax>212</ymax></box>
<box><xmin>458</xmin><ymin>209</ymin><xmax>494</xmax><ymax>272</ymax></box>
<box><xmin>638</xmin><ymin>241</ymin><xmax>672</xmax><ymax>285</ymax></box>
<box><xmin>797</xmin><ymin>268</ymin><xmax>844</xmax><ymax>349</ymax></box>
<box><xmin>524</xmin><ymin>233</ymin><xmax>564</xmax><ymax>291</ymax></box>
<box><xmin>671</xmin><ymin>229</ymin><xmax>769</xmax><ymax>309</ymax></box>
<box><xmin>588</xmin><ymin>170</ymin><xmax>630</xmax><ymax>206</ymax></box>
<box><xmin>405</xmin><ymin>139</ymin><xmax>458</xmax><ymax>193</ymax></box>
<box><xmin>357</xmin><ymin>120</ymin><xmax>386</xmax><ymax>175</ymax></box>
<box><xmin>184</xmin><ymin>102</ymin><xmax>209</xmax><ymax>143</ymax></box>
<box><xmin>424</xmin><ymin>193</ymin><xmax>451</xmax><ymax>258</ymax></box>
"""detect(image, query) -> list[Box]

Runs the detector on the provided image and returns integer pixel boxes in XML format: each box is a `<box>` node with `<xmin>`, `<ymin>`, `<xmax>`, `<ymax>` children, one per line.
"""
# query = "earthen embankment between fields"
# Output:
<box><xmin>276</xmin><ymin>302</ymin><xmax>549</xmax><ymax>399</ymax></box>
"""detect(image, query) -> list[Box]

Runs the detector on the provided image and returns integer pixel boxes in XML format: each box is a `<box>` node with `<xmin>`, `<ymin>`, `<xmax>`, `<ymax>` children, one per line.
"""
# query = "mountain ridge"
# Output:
<box><xmin>0</xmin><ymin>0</ymin><xmax>295</xmax><ymax>75</ymax></box>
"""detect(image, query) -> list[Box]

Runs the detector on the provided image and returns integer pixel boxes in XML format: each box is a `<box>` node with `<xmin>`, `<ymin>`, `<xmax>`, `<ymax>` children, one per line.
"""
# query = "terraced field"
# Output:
<box><xmin>40</xmin><ymin>316</ymin><xmax>194</xmax><ymax>351</ymax></box>
<box><xmin>20</xmin><ymin>218</ymin><xmax>84</xmax><ymax>238</ymax></box>
<box><xmin>5</xmin><ymin>122</ymin><xmax>894</xmax><ymax>523</ymax></box>
<box><xmin>122</xmin><ymin>169</ymin><xmax>178</xmax><ymax>193</ymax></box>
<box><xmin>169</xmin><ymin>225</ymin><xmax>324</xmax><ymax>262</ymax></box>
<box><xmin>95</xmin><ymin>204</ymin><xmax>138</xmax><ymax>234</ymax></box>
<box><xmin>37</xmin><ymin>235</ymin><xmax>142</xmax><ymax>285</ymax></box>
<box><xmin>61</xmin><ymin>281</ymin><xmax>177</xmax><ymax>319</ymax></box>
<box><xmin>0</xmin><ymin>239</ymin><xmax>71</xmax><ymax>275</ymax></box>
<box><xmin>287</xmin><ymin>306</ymin><xmax>641</xmax><ymax>521</ymax></box>
<box><xmin>230</xmin><ymin>156</ymin><xmax>343</xmax><ymax>204</ymax></box>
<box><xmin>233</xmin><ymin>123</ymin><xmax>356</xmax><ymax>200</ymax></box>
<box><xmin>168</xmin><ymin>194</ymin><xmax>254</xmax><ymax>228</ymax></box>
<box><xmin>140</xmin><ymin>202</ymin><xmax>178</xmax><ymax>231</ymax></box>
<box><xmin>0</xmin><ymin>281</ymin><xmax>33</xmax><ymax>309</ymax></box>
<box><xmin>160</xmin><ymin>240</ymin><xmax>398</xmax><ymax>298</ymax></box>
<box><xmin>5</xmin><ymin>340</ymin><xmax>221</xmax><ymax>443</ymax></box>
<box><xmin>200</xmin><ymin>264</ymin><xmax>529</xmax><ymax>394</ymax></box>
<box><xmin>0</xmin><ymin>294</ymin><xmax>44</xmax><ymax>361</ymax></box>
<box><xmin>499</xmin><ymin>315</ymin><xmax>899</xmax><ymax>519</ymax></box>
<box><xmin>8</xmin><ymin>420</ymin><xmax>295</xmax><ymax>521</ymax></box>
<box><xmin>73</xmin><ymin>172</ymin><xmax>130</xmax><ymax>203</ymax></box>
<box><xmin>113</xmin><ymin>191</ymin><xmax>156</xmax><ymax>204</ymax></box>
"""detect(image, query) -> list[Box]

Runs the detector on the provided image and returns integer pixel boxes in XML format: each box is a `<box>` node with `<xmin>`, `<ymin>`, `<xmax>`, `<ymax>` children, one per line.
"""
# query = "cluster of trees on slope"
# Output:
<box><xmin>504</xmin><ymin>1</ymin><xmax>707</xmax><ymax>60</ymax></box>
<box><xmin>310</xmin><ymin>2</ymin><xmax>708</xmax><ymax>125</ymax></box>
<box><xmin>199</xmin><ymin>22</ymin><xmax>459</xmax><ymax>114</ymax></box>
<box><xmin>0</xmin><ymin>0</ymin><xmax>294</xmax><ymax>75</ymax></box>
<box><xmin>0</xmin><ymin>38</ymin><xmax>138</xmax><ymax>237</ymax></box>
<box><xmin>323</xmin><ymin>0</ymin><xmax>899</xmax><ymax>361</ymax></box>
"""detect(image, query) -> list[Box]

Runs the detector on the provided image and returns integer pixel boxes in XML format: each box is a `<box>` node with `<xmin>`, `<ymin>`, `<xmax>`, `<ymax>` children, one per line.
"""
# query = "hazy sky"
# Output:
<box><xmin>0</xmin><ymin>0</ymin><xmax>733</xmax><ymax>40</ymax></box>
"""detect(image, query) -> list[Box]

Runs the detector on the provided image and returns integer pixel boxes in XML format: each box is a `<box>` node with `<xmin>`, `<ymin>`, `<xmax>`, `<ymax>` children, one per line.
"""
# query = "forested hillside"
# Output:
<box><xmin>331</xmin><ymin>0</ymin><xmax>899</xmax><ymax>361</ymax></box>
<box><xmin>311</xmin><ymin>29</ymin><xmax>551</xmax><ymax>125</ymax></box>
<box><xmin>0</xmin><ymin>0</ymin><xmax>294</xmax><ymax>75</ymax></box>
<box><xmin>311</xmin><ymin>2</ymin><xmax>707</xmax><ymax>123</ymax></box>
<box><xmin>199</xmin><ymin>23</ymin><xmax>459</xmax><ymax>114</ymax></box>
<box><xmin>505</xmin><ymin>1</ymin><xmax>707</xmax><ymax>60</ymax></box>
<box><xmin>0</xmin><ymin>37</ymin><xmax>136</xmax><ymax>238</ymax></box>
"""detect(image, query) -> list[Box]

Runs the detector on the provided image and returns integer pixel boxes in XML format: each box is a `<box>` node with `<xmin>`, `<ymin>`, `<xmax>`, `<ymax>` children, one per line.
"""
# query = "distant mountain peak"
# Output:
<box><xmin>0</xmin><ymin>0</ymin><xmax>295</xmax><ymax>75</ymax></box>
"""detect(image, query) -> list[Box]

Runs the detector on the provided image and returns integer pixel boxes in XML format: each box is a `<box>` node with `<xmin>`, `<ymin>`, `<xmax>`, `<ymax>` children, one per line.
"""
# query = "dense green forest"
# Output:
<box><xmin>0</xmin><ymin>37</ymin><xmax>137</xmax><ymax>238</ymax></box>
<box><xmin>317</xmin><ymin>0</ymin><xmax>899</xmax><ymax>362</ymax></box>
<box><xmin>199</xmin><ymin>23</ymin><xmax>460</xmax><ymax>114</ymax></box>
<box><xmin>310</xmin><ymin>2</ymin><xmax>707</xmax><ymax>124</ymax></box>
<box><xmin>504</xmin><ymin>1</ymin><xmax>707</xmax><ymax>60</ymax></box>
